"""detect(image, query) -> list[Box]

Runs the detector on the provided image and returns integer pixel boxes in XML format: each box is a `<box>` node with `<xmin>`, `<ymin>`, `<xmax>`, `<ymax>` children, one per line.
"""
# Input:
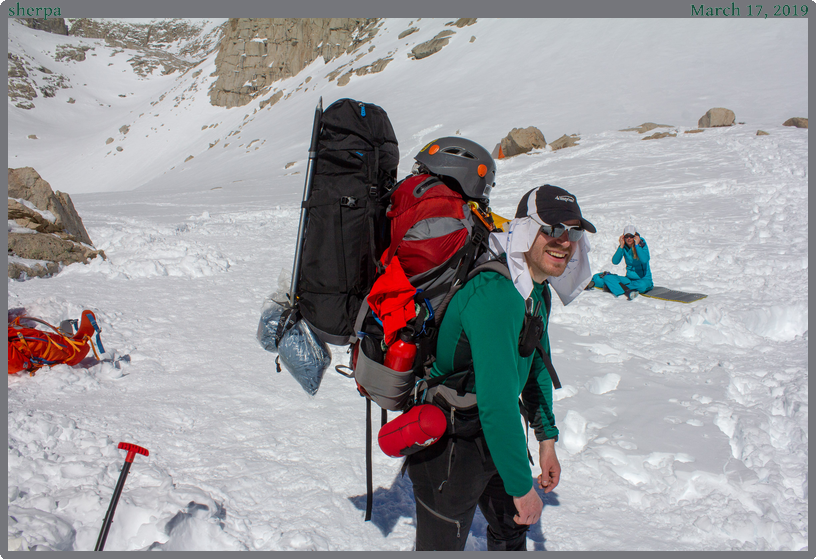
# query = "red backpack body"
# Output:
<box><xmin>380</xmin><ymin>173</ymin><xmax>471</xmax><ymax>278</ymax></box>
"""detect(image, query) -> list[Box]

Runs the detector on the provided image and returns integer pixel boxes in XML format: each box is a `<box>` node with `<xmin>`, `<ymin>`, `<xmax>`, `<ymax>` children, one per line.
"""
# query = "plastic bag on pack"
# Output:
<box><xmin>256</xmin><ymin>298</ymin><xmax>331</xmax><ymax>395</ymax></box>
<box><xmin>257</xmin><ymin>298</ymin><xmax>291</xmax><ymax>352</ymax></box>
<box><xmin>277</xmin><ymin>318</ymin><xmax>332</xmax><ymax>396</ymax></box>
<box><xmin>256</xmin><ymin>271</ymin><xmax>293</xmax><ymax>351</ymax></box>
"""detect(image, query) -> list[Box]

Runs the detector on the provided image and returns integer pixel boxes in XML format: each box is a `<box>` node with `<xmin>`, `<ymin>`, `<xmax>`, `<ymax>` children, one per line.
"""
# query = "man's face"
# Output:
<box><xmin>525</xmin><ymin>219</ymin><xmax>581</xmax><ymax>282</ymax></box>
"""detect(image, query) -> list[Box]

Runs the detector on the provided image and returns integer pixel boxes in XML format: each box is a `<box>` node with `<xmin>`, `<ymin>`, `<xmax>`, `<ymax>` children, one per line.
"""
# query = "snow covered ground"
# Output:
<box><xmin>7</xmin><ymin>18</ymin><xmax>808</xmax><ymax>551</ymax></box>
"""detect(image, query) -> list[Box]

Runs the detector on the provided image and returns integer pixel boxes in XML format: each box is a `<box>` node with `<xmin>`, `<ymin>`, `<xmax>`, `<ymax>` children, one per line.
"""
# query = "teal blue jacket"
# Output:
<box><xmin>612</xmin><ymin>239</ymin><xmax>652</xmax><ymax>284</ymax></box>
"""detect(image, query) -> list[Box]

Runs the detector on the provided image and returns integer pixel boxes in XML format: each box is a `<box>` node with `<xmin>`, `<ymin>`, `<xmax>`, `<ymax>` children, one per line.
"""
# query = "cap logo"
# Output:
<box><xmin>429</xmin><ymin>144</ymin><xmax>440</xmax><ymax>155</ymax></box>
<box><xmin>555</xmin><ymin>195</ymin><xmax>574</xmax><ymax>203</ymax></box>
<box><xmin>477</xmin><ymin>164</ymin><xmax>487</xmax><ymax>177</ymax></box>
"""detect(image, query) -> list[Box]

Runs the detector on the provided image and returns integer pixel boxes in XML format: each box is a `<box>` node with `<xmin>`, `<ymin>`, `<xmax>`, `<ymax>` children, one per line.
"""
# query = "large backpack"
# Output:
<box><xmin>351</xmin><ymin>173</ymin><xmax>496</xmax><ymax>409</ymax></box>
<box><xmin>8</xmin><ymin>310</ymin><xmax>104</xmax><ymax>375</ymax></box>
<box><xmin>296</xmin><ymin>98</ymin><xmax>400</xmax><ymax>346</ymax></box>
<box><xmin>347</xmin><ymin>172</ymin><xmax>502</xmax><ymax>520</ymax></box>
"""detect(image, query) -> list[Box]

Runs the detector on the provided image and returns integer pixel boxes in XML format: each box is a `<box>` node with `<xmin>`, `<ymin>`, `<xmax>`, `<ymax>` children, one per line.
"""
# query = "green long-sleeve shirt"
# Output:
<box><xmin>430</xmin><ymin>270</ymin><xmax>558</xmax><ymax>497</ymax></box>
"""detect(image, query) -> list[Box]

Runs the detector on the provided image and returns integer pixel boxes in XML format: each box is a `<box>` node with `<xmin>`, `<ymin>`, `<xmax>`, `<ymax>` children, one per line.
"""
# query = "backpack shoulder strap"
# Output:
<box><xmin>466</xmin><ymin>262</ymin><xmax>561</xmax><ymax>389</ymax></box>
<box><xmin>533</xmin><ymin>282</ymin><xmax>560</xmax><ymax>389</ymax></box>
<box><xmin>466</xmin><ymin>257</ymin><xmax>510</xmax><ymax>282</ymax></box>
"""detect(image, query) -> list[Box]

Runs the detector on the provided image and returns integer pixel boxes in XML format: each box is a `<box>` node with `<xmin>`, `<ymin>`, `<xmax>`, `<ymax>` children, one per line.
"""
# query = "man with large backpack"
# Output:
<box><xmin>406</xmin><ymin>185</ymin><xmax>597</xmax><ymax>551</ymax></box>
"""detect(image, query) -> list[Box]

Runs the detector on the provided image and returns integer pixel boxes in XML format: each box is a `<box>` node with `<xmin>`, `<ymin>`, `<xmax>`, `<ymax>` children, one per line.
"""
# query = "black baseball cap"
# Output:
<box><xmin>515</xmin><ymin>185</ymin><xmax>596</xmax><ymax>233</ymax></box>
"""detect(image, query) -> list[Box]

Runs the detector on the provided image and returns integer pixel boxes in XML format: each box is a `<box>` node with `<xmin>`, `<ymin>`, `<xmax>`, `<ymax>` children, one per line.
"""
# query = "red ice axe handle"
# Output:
<box><xmin>95</xmin><ymin>442</ymin><xmax>150</xmax><ymax>551</ymax></box>
<box><xmin>118</xmin><ymin>442</ymin><xmax>149</xmax><ymax>463</ymax></box>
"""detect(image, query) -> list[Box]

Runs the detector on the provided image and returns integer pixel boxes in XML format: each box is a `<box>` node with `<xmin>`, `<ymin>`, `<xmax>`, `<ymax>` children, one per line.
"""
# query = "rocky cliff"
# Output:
<box><xmin>8</xmin><ymin>18</ymin><xmax>224</xmax><ymax>109</ymax></box>
<box><xmin>209</xmin><ymin>18</ymin><xmax>382</xmax><ymax>108</ymax></box>
<box><xmin>8</xmin><ymin>167</ymin><xmax>105</xmax><ymax>279</ymax></box>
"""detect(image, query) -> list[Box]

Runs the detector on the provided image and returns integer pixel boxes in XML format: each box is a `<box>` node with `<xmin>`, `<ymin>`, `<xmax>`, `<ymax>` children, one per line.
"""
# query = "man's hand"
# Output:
<box><xmin>537</xmin><ymin>439</ymin><xmax>561</xmax><ymax>493</ymax></box>
<box><xmin>512</xmin><ymin>487</ymin><xmax>543</xmax><ymax>525</ymax></box>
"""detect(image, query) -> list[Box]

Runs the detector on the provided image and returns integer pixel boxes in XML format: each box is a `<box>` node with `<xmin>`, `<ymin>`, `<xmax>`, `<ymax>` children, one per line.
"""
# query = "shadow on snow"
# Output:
<box><xmin>349</xmin><ymin>470</ymin><xmax>559</xmax><ymax>550</ymax></box>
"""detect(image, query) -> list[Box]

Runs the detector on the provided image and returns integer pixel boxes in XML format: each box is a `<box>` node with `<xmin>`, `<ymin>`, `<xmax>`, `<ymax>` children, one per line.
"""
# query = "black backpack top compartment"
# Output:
<box><xmin>296</xmin><ymin>99</ymin><xmax>400</xmax><ymax>346</ymax></box>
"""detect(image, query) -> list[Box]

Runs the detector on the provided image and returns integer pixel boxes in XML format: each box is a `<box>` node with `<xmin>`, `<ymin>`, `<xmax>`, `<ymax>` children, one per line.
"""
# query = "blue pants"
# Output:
<box><xmin>592</xmin><ymin>272</ymin><xmax>652</xmax><ymax>297</ymax></box>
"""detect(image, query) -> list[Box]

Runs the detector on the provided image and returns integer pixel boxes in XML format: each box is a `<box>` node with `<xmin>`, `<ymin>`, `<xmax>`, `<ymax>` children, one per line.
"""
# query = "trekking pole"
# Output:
<box><xmin>95</xmin><ymin>442</ymin><xmax>149</xmax><ymax>551</ymax></box>
<box><xmin>289</xmin><ymin>97</ymin><xmax>324</xmax><ymax>307</ymax></box>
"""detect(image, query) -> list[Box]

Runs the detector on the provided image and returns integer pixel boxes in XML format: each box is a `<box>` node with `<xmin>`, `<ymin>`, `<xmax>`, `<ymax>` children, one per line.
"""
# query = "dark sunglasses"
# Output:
<box><xmin>540</xmin><ymin>223</ymin><xmax>584</xmax><ymax>242</ymax></box>
<box><xmin>624</xmin><ymin>234</ymin><xmax>635</xmax><ymax>240</ymax></box>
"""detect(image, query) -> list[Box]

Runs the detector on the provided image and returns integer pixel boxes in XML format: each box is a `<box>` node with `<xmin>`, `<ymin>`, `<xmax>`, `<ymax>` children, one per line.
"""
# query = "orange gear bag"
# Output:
<box><xmin>8</xmin><ymin>310</ymin><xmax>104</xmax><ymax>375</ymax></box>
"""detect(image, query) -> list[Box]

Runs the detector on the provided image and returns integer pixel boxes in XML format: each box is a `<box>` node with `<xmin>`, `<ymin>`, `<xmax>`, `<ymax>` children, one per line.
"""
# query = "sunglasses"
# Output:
<box><xmin>624</xmin><ymin>234</ymin><xmax>635</xmax><ymax>239</ymax></box>
<box><xmin>540</xmin><ymin>223</ymin><xmax>584</xmax><ymax>242</ymax></box>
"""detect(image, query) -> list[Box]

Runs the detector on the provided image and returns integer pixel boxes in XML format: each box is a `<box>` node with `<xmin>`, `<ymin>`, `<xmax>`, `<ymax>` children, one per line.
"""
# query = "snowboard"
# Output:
<box><xmin>639</xmin><ymin>286</ymin><xmax>707</xmax><ymax>303</ymax></box>
<box><xmin>592</xmin><ymin>285</ymin><xmax>707</xmax><ymax>303</ymax></box>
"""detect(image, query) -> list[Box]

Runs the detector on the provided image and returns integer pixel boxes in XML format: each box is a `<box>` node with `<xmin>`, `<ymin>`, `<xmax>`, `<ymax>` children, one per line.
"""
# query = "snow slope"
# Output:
<box><xmin>7</xmin><ymin>18</ymin><xmax>808</xmax><ymax>551</ymax></box>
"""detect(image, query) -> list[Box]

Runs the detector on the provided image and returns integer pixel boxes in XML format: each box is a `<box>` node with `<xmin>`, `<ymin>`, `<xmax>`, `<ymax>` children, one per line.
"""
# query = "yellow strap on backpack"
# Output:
<box><xmin>491</xmin><ymin>211</ymin><xmax>510</xmax><ymax>231</ymax></box>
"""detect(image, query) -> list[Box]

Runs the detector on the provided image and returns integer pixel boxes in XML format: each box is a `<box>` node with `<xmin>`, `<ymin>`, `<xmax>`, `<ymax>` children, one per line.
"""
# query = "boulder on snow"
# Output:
<box><xmin>447</xmin><ymin>18</ymin><xmax>477</xmax><ymax>28</ymax></box>
<box><xmin>8</xmin><ymin>233</ymin><xmax>103</xmax><ymax>268</ymax></box>
<box><xmin>642</xmin><ymin>131</ymin><xmax>677</xmax><ymax>140</ymax></box>
<box><xmin>698</xmin><ymin>108</ymin><xmax>735</xmax><ymax>128</ymax></box>
<box><xmin>8</xmin><ymin>168</ymin><xmax>93</xmax><ymax>245</ymax></box>
<box><xmin>398</xmin><ymin>27</ymin><xmax>419</xmax><ymax>40</ymax></box>
<box><xmin>756</xmin><ymin>130</ymin><xmax>769</xmax><ymax>136</ymax></box>
<box><xmin>8</xmin><ymin>167</ymin><xmax>105</xmax><ymax>279</ymax></box>
<box><xmin>409</xmin><ymin>30</ymin><xmax>456</xmax><ymax>60</ymax></box>
<box><xmin>549</xmin><ymin>134</ymin><xmax>580</xmax><ymax>151</ymax></box>
<box><xmin>620</xmin><ymin>122</ymin><xmax>674</xmax><ymax>134</ymax></box>
<box><xmin>783</xmin><ymin>117</ymin><xmax>807</xmax><ymax>129</ymax></box>
<box><xmin>9</xmin><ymin>198</ymin><xmax>62</xmax><ymax>235</ymax></box>
<box><xmin>497</xmin><ymin>127</ymin><xmax>547</xmax><ymax>158</ymax></box>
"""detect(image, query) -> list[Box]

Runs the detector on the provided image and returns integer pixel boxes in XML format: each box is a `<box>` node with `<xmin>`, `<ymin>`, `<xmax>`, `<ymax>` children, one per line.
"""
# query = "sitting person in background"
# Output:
<box><xmin>587</xmin><ymin>225</ymin><xmax>652</xmax><ymax>300</ymax></box>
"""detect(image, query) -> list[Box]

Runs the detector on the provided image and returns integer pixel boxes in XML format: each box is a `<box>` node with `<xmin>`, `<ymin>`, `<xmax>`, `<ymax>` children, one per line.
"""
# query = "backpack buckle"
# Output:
<box><xmin>470</xmin><ymin>226</ymin><xmax>486</xmax><ymax>247</ymax></box>
<box><xmin>340</xmin><ymin>196</ymin><xmax>358</xmax><ymax>208</ymax></box>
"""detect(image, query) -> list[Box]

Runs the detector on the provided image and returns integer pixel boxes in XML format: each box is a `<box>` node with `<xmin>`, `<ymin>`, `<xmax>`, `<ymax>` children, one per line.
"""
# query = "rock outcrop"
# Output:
<box><xmin>8</xmin><ymin>168</ymin><xmax>93</xmax><ymax>245</ymax></box>
<box><xmin>17</xmin><ymin>18</ymin><xmax>69</xmax><ymax>35</ymax></box>
<box><xmin>447</xmin><ymin>18</ymin><xmax>477</xmax><ymax>28</ymax></box>
<box><xmin>549</xmin><ymin>134</ymin><xmax>580</xmax><ymax>151</ymax></box>
<box><xmin>399</xmin><ymin>27</ymin><xmax>419</xmax><ymax>40</ymax></box>
<box><xmin>8</xmin><ymin>168</ymin><xmax>104</xmax><ymax>279</ymax></box>
<box><xmin>68</xmin><ymin>18</ymin><xmax>223</xmax><ymax>77</ymax></box>
<box><xmin>10</xmin><ymin>18</ymin><xmax>219</xmax><ymax>109</ymax></box>
<box><xmin>8</xmin><ymin>233</ymin><xmax>102</xmax><ymax>271</ymax></box>
<box><xmin>698</xmin><ymin>108</ymin><xmax>735</xmax><ymax>128</ymax></box>
<box><xmin>783</xmin><ymin>117</ymin><xmax>808</xmax><ymax>129</ymax></box>
<box><xmin>643</xmin><ymin>131</ymin><xmax>677</xmax><ymax>140</ymax></box>
<box><xmin>409</xmin><ymin>30</ymin><xmax>456</xmax><ymax>60</ymax></box>
<box><xmin>209</xmin><ymin>18</ymin><xmax>381</xmax><ymax>108</ymax></box>
<box><xmin>621</xmin><ymin>122</ymin><xmax>674</xmax><ymax>134</ymax></box>
<box><xmin>8</xmin><ymin>52</ymin><xmax>71</xmax><ymax>109</ymax></box>
<box><xmin>497</xmin><ymin>127</ymin><xmax>547</xmax><ymax>158</ymax></box>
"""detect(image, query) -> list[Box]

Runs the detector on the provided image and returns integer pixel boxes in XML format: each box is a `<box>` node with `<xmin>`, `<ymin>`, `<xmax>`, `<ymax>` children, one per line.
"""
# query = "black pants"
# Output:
<box><xmin>407</xmin><ymin>432</ymin><xmax>529</xmax><ymax>551</ymax></box>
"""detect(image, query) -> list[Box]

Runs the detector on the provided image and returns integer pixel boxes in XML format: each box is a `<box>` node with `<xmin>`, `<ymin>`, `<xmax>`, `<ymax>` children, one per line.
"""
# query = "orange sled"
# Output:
<box><xmin>8</xmin><ymin>310</ymin><xmax>104</xmax><ymax>375</ymax></box>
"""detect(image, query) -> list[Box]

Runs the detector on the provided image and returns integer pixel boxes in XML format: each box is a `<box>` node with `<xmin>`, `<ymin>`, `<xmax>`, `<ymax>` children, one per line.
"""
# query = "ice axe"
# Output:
<box><xmin>288</xmin><ymin>96</ymin><xmax>323</xmax><ymax>307</ymax></box>
<box><xmin>94</xmin><ymin>442</ymin><xmax>149</xmax><ymax>551</ymax></box>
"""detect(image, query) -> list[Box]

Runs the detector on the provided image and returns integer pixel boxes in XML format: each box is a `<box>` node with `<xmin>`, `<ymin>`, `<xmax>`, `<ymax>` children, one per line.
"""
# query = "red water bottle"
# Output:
<box><xmin>384</xmin><ymin>328</ymin><xmax>417</xmax><ymax>371</ymax></box>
